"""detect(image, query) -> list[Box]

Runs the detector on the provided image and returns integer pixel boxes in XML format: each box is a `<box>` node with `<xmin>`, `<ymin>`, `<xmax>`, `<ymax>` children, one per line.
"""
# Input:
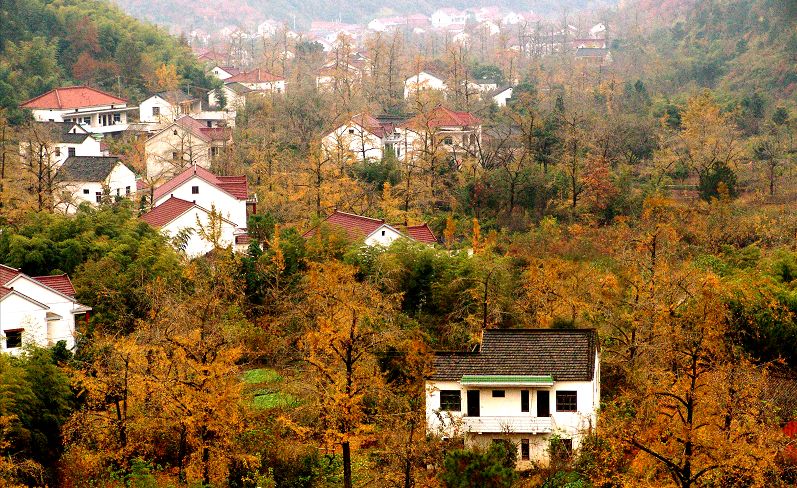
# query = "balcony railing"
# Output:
<box><xmin>461</xmin><ymin>416</ymin><xmax>553</xmax><ymax>434</ymax></box>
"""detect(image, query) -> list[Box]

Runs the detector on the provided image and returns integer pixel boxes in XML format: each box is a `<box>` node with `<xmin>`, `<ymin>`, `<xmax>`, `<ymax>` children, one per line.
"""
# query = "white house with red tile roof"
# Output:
<box><xmin>321</xmin><ymin>113</ymin><xmax>398</xmax><ymax>163</ymax></box>
<box><xmin>399</xmin><ymin>106</ymin><xmax>482</xmax><ymax>162</ymax></box>
<box><xmin>210</xmin><ymin>65</ymin><xmax>241</xmax><ymax>81</ymax></box>
<box><xmin>223</xmin><ymin>68</ymin><xmax>285</xmax><ymax>93</ymax></box>
<box><xmin>144</xmin><ymin>115</ymin><xmax>233</xmax><ymax>181</ymax></box>
<box><xmin>151</xmin><ymin>165</ymin><xmax>249</xmax><ymax>229</ymax></box>
<box><xmin>140</xmin><ymin>196</ymin><xmax>244</xmax><ymax>257</ymax></box>
<box><xmin>303</xmin><ymin>210</ymin><xmax>437</xmax><ymax>247</ymax></box>
<box><xmin>20</xmin><ymin>86</ymin><xmax>135</xmax><ymax>134</ymax></box>
<box><xmin>0</xmin><ymin>264</ymin><xmax>91</xmax><ymax>355</ymax></box>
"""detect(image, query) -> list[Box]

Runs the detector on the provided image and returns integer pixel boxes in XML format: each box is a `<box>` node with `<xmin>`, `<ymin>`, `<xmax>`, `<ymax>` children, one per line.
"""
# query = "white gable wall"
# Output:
<box><xmin>364</xmin><ymin>225</ymin><xmax>404</xmax><ymax>246</ymax></box>
<box><xmin>0</xmin><ymin>294</ymin><xmax>48</xmax><ymax>355</ymax></box>
<box><xmin>404</xmin><ymin>72</ymin><xmax>448</xmax><ymax>99</ymax></box>
<box><xmin>3</xmin><ymin>276</ymin><xmax>80</xmax><ymax>351</ymax></box>
<box><xmin>154</xmin><ymin>175</ymin><xmax>246</xmax><ymax>228</ymax></box>
<box><xmin>160</xmin><ymin>206</ymin><xmax>238</xmax><ymax>257</ymax></box>
<box><xmin>322</xmin><ymin>123</ymin><xmax>384</xmax><ymax>163</ymax></box>
<box><xmin>145</xmin><ymin>127</ymin><xmax>211</xmax><ymax>180</ymax></box>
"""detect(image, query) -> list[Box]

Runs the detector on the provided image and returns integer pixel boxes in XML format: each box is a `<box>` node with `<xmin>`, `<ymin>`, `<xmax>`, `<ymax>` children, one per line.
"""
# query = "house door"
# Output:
<box><xmin>537</xmin><ymin>390</ymin><xmax>550</xmax><ymax>417</ymax></box>
<box><xmin>466</xmin><ymin>390</ymin><xmax>480</xmax><ymax>417</ymax></box>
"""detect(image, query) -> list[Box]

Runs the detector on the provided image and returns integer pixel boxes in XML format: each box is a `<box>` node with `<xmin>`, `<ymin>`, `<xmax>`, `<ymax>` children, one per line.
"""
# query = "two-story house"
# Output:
<box><xmin>321</xmin><ymin>113</ymin><xmax>404</xmax><ymax>163</ymax></box>
<box><xmin>223</xmin><ymin>68</ymin><xmax>286</xmax><ymax>94</ymax></box>
<box><xmin>431</xmin><ymin>8</ymin><xmax>469</xmax><ymax>28</ymax></box>
<box><xmin>139</xmin><ymin>90</ymin><xmax>202</xmax><ymax>125</ymax></box>
<box><xmin>144</xmin><ymin>115</ymin><xmax>233</xmax><ymax>181</ymax></box>
<box><xmin>140</xmin><ymin>165</ymin><xmax>251</xmax><ymax>257</ymax></box>
<box><xmin>426</xmin><ymin>328</ymin><xmax>600</xmax><ymax>467</ymax></box>
<box><xmin>20</xmin><ymin>86</ymin><xmax>135</xmax><ymax>134</ymax></box>
<box><xmin>303</xmin><ymin>210</ymin><xmax>437</xmax><ymax>247</ymax></box>
<box><xmin>400</xmin><ymin>106</ymin><xmax>481</xmax><ymax>162</ymax></box>
<box><xmin>0</xmin><ymin>265</ymin><xmax>91</xmax><ymax>355</ymax></box>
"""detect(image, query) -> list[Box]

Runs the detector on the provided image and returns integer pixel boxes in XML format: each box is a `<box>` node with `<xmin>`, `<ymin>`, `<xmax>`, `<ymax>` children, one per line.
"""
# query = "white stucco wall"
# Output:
<box><xmin>2</xmin><ymin>276</ymin><xmax>81</xmax><ymax>352</ymax></box>
<box><xmin>58</xmin><ymin>163</ymin><xmax>137</xmax><ymax>213</ymax></box>
<box><xmin>404</xmin><ymin>72</ymin><xmax>447</xmax><ymax>99</ymax></box>
<box><xmin>145</xmin><ymin>128</ymin><xmax>211</xmax><ymax>180</ymax></box>
<box><xmin>364</xmin><ymin>225</ymin><xmax>404</xmax><ymax>247</ymax></box>
<box><xmin>34</xmin><ymin>106</ymin><xmax>130</xmax><ymax>134</ymax></box>
<box><xmin>493</xmin><ymin>88</ymin><xmax>513</xmax><ymax>107</ymax></box>
<box><xmin>321</xmin><ymin>123</ymin><xmax>384</xmax><ymax>163</ymax></box>
<box><xmin>160</xmin><ymin>206</ymin><xmax>238</xmax><ymax>257</ymax></box>
<box><xmin>139</xmin><ymin>96</ymin><xmax>177</xmax><ymax>124</ymax></box>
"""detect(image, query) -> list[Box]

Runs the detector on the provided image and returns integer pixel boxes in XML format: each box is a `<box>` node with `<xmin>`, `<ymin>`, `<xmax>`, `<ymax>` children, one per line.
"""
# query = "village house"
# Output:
<box><xmin>223</xmin><ymin>68</ymin><xmax>286</xmax><ymax>93</ymax></box>
<box><xmin>139</xmin><ymin>90</ymin><xmax>202</xmax><ymax>125</ymax></box>
<box><xmin>140</xmin><ymin>165</ymin><xmax>251</xmax><ymax>257</ymax></box>
<box><xmin>574</xmin><ymin>47</ymin><xmax>613</xmax><ymax>65</ymax></box>
<box><xmin>144</xmin><ymin>115</ymin><xmax>233</xmax><ymax>181</ymax></box>
<box><xmin>303</xmin><ymin>210</ymin><xmax>437</xmax><ymax>247</ymax></box>
<box><xmin>426</xmin><ymin>328</ymin><xmax>600</xmax><ymax>467</ymax></box>
<box><xmin>22</xmin><ymin>122</ymin><xmax>105</xmax><ymax>167</ymax></box>
<box><xmin>54</xmin><ymin>156</ymin><xmax>137</xmax><ymax>213</ymax></box>
<box><xmin>321</xmin><ymin>113</ymin><xmax>403</xmax><ymax>162</ymax></box>
<box><xmin>209</xmin><ymin>65</ymin><xmax>241</xmax><ymax>81</ymax></box>
<box><xmin>431</xmin><ymin>8</ymin><xmax>469</xmax><ymax>28</ymax></box>
<box><xmin>490</xmin><ymin>86</ymin><xmax>514</xmax><ymax>107</ymax></box>
<box><xmin>404</xmin><ymin>71</ymin><xmax>448</xmax><ymax>99</ymax></box>
<box><xmin>209</xmin><ymin>82</ymin><xmax>251</xmax><ymax>111</ymax></box>
<box><xmin>20</xmin><ymin>86</ymin><xmax>135</xmax><ymax>135</ymax></box>
<box><xmin>0</xmin><ymin>265</ymin><xmax>91</xmax><ymax>355</ymax></box>
<box><xmin>400</xmin><ymin>106</ymin><xmax>482</xmax><ymax>162</ymax></box>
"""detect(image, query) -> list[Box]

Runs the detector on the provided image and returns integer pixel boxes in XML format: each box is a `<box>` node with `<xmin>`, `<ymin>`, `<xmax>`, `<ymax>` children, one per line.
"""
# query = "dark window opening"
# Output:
<box><xmin>439</xmin><ymin>390</ymin><xmax>461</xmax><ymax>411</ymax></box>
<box><xmin>68</xmin><ymin>147</ymin><xmax>76</xmax><ymax>157</ymax></box>
<box><xmin>5</xmin><ymin>329</ymin><xmax>22</xmax><ymax>348</ymax></box>
<box><xmin>153</xmin><ymin>106</ymin><xmax>160</xmax><ymax>116</ymax></box>
<box><xmin>492</xmin><ymin>390</ymin><xmax>505</xmax><ymax>398</ymax></box>
<box><xmin>191</xmin><ymin>186</ymin><xmax>199</xmax><ymax>194</ymax></box>
<box><xmin>125</xmin><ymin>186</ymin><xmax>131</xmax><ymax>195</ymax></box>
<box><xmin>521</xmin><ymin>438</ymin><xmax>530</xmax><ymax>460</ymax></box>
<box><xmin>521</xmin><ymin>390</ymin><xmax>529</xmax><ymax>412</ymax></box>
<box><xmin>83</xmin><ymin>189</ymin><xmax>90</xmax><ymax>195</ymax></box>
<box><xmin>95</xmin><ymin>192</ymin><xmax>102</xmax><ymax>203</ymax></box>
<box><xmin>556</xmin><ymin>391</ymin><xmax>577</xmax><ymax>412</ymax></box>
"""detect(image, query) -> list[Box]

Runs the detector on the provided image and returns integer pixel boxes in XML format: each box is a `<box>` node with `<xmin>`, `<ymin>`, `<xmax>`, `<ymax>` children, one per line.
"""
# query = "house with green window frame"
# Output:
<box><xmin>425</xmin><ymin>328</ymin><xmax>600</xmax><ymax>467</ymax></box>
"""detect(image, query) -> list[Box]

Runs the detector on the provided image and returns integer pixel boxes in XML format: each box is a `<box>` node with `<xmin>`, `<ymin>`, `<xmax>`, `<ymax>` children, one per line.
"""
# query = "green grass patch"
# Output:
<box><xmin>241</xmin><ymin>368</ymin><xmax>283</xmax><ymax>384</ymax></box>
<box><xmin>252</xmin><ymin>390</ymin><xmax>300</xmax><ymax>409</ymax></box>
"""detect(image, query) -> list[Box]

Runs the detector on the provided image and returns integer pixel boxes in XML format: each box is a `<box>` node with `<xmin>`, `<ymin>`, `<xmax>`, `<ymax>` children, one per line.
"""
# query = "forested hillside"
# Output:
<box><xmin>0</xmin><ymin>0</ymin><xmax>215</xmax><ymax>123</ymax></box>
<box><xmin>619</xmin><ymin>0</ymin><xmax>797</xmax><ymax>99</ymax></box>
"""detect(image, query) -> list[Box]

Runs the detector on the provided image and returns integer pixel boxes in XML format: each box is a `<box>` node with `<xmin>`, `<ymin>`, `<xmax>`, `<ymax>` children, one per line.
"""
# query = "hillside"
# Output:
<box><xmin>0</xmin><ymin>0</ymin><xmax>215</xmax><ymax>123</ymax></box>
<box><xmin>108</xmin><ymin>0</ymin><xmax>615</xmax><ymax>32</ymax></box>
<box><xmin>619</xmin><ymin>0</ymin><xmax>797</xmax><ymax>100</ymax></box>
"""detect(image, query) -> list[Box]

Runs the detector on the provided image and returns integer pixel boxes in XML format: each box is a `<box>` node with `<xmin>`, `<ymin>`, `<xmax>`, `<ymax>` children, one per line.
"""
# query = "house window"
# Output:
<box><xmin>439</xmin><ymin>390</ymin><xmax>461</xmax><ymax>411</ymax></box>
<box><xmin>551</xmin><ymin>438</ymin><xmax>573</xmax><ymax>459</ymax></box>
<box><xmin>521</xmin><ymin>439</ymin><xmax>530</xmax><ymax>460</ymax></box>
<box><xmin>54</xmin><ymin>147</ymin><xmax>61</xmax><ymax>157</ymax></box>
<box><xmin>491</xmin><ymin>390</ymin><xmax>505</xmax><ymax>398</ymax></box>
<box><xmin>125</xmin><ymin>186</ymin><xmax>131</xmax><ymax>195</ymax></box>
<box><xmin>211</xmin><ymin>146</ymin><xmax>221</xmax><ymax>157</ymax></box>
<box><xmin>521</xmin><ymin>390</ymin><xmax>529</xmax><ymax>412</ymax></box>
<box><xmin>381</xmin><ymin>230</ymin><xmax>386</xmax><ymax>236</ymax></box>
<box><xmin>152</xmin><ymin>106</ymin><xmax>160</xmax><ymax>116</ymax></box>
<box><xmin>68</xmin><ymin>147</ymin><xmax>76</xmax><ymax>157</ymax></box>
<box><xmin>116</xmin><ymin>188</ymin><xmax>120</xmax><ymax>196</ymax></box>
<box><xmin>556</xmin><ymin>391</ymin><xmax>577</xmax><ymax>412</ymax></box>
<box><xmin>172</xmin><ymin>152</ymin><xmax>178</xmax><ymax>160</ymax></box>
<box><xmin>173</xmin><ymin>130</ymin><xmax>178</xmax><ymax>135</ymax></box>
<box><xmin>95</xmin><ymin>192</ymin><xmax>102</xmax><ymax>203</ymax></box>
<box><xmin>4</xmin><ymin>329</ymin><xmax>22</xmax><ymax>349</ymax></box>
<box><xmin>83</xmin><ymin>189</ymin><xmax>90</xmax><ymax>195</ymax></box>
<box><xmin>191</xmin><ymin>186</ymin><xmax>199</xmax><ymax>194</ymax></box>
<box><xmin>348</xmin><ymin>128</ymin><xmax>355</xmax><ymax>134</ymax></box>
<box><xmin>443</xmin><ymin>137</ymin><xmax>453</xmax><ymax>145</ymax></box>
<box><xmin>113</xmin><ymin>113</ymin><xmax>121</xmax><ymax>124</ymax></box>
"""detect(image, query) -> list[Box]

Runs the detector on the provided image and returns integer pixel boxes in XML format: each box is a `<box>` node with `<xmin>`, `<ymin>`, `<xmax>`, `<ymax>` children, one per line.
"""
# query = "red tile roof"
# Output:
<box><xmin>169</xmin><ymin>116</ymin><xmax>231</xmax><ymax>143</ymax></box>
<box><xmin>20</xmin><ymin>86</ymin><xmax>127</xmax><ymax>110</ymax></box>
<box><xmin>304</xmin><ymin>210</ymin><xmax>437</xmax><ymax>245</ymax></box>
<box><xmin>303</xmin><ymin>210</ymin><xmax>386</xmax><ymax>240</ymax></box>
<box><xmin>405</xmin><ymin>224</ymin><xmax>438</xmax><ymax>244</ymax></box>
<box><xmin>1</xmin><ymin>264</ymin><xmax>77</xmax><ymax>298</ymax></box>
<box><xmin>32</xmin><ymin>275</ymin><xmax>76</xmax><ymax>297</ymax></box>
<box><xmin>140</xmin><ymin>197</ymin><xmax>196</xmax><ymax>227</ymax></box>
<box><xmin>226</xmin><ymin>68</ymin><xmax>284</xmax><ymax>84</ymax></box>
<box><xmin>235</xmin><ymin>234</ymin><xmax>251</xmax><ymax>245</ymax></box>
<box><xmin>0</xmin><ymin>264</ymin><xmax>21</xmax><ymax>284</ymax></box>
<box><xmin>403</xmin><ymin>106</ymin><xmax>480</xmax><ymax>129</ymax></box>
<box><xmin>152</xmin><ymin>165</ymin><xmax>248</xmax><ymax>202</ymax></box>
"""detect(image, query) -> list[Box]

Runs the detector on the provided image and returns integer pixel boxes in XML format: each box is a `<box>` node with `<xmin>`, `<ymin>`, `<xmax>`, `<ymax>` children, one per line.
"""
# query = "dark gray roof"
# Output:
<box><xmin>56</xmin><ymin>156</ymin><xmax>122</xmax><ymax>183</ymax></box>
<box><xmin>156</xmin><ymin>90</ymin><xmax>197</xmax><ymax>103</ymax></box>
<box><xmin>224</xmin><ymin>82</ymin><xmax>252</xmax><ymax>95</ymax></box>
<box><xmin>42</xmin><ymin>122</ymin><xmax>91</xmax><ymax>144</ymax></box>
<box><xmin>431</xmin><ymin>329</ymin><xmax>598</xmax><ymax>382</ymax></box>
<box><xmin>575</xmin><ymin>47</ymin><xmax>610</xmax><ymax>57</ymax></box>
